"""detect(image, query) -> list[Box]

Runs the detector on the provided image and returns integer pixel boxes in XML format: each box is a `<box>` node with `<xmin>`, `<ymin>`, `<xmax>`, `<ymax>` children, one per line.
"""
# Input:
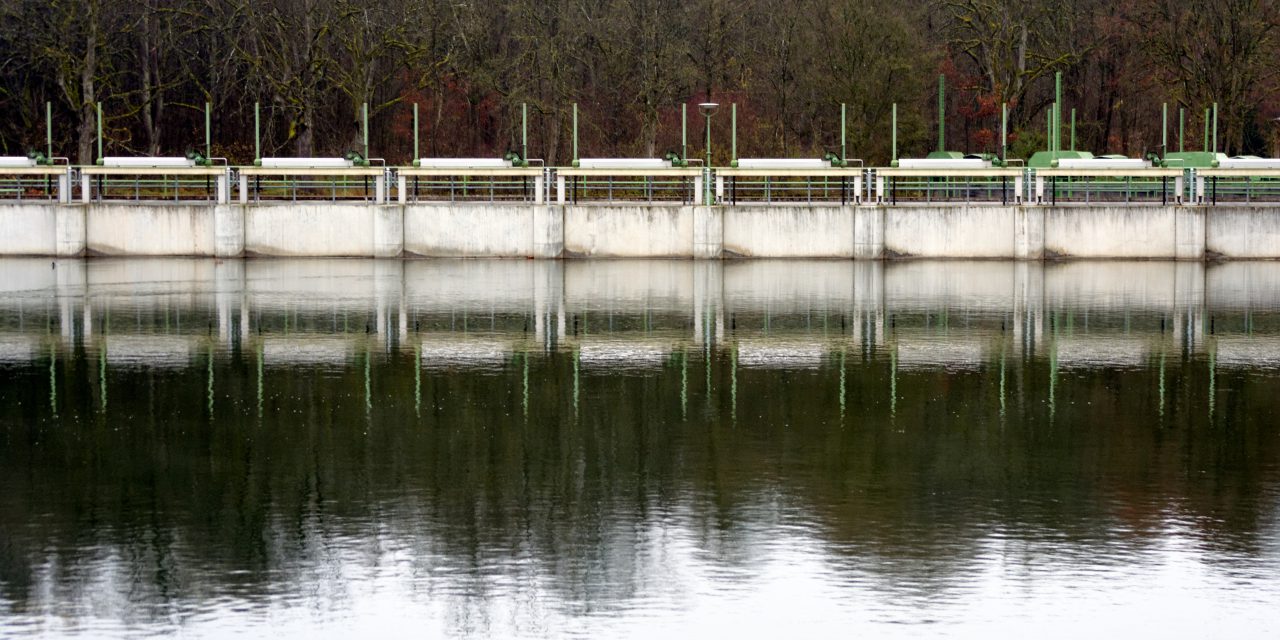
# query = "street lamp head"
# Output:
<box><xmin>698</xmin><ymin>102</ymin><xmax>719</xmax><ymax>117</ymax></box>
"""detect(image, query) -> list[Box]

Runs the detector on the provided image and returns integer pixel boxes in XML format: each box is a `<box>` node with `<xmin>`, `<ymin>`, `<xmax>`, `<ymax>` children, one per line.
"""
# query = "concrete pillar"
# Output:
<box><xmin>54</xmin><ymin>205</ymin><xmax>86</xmax><ymax>256</ymax></box>
<box><xmin>80</xmin><ymin>174</ymin><xmax>90</xmax><ymax>203</ymax></box>
<box><xmin>1174</xmin><ymin>205</ymin><xmax>1205</xmax><ymax>260</ymax></box>
<box><xmin>216</xmin><ymin>172</ymin><xmax>230</xmax><ymax>204</ymax></box>
<box><xmin>57</xmin><ymin>172</ymin><xmax>70</xmax><ymax>204</ymax></box>
<box><xmin>556</xmin><ymin>175</ymin><xmax>566</xmax><ymax>204</ymax></box>
<box><xmin>398</xmin><ymin>175</ymin><xmax>408</xmax><ymax>204</ymax></box>
<box><xmin>853</xmin><ymin>205</ymin><xmax>884</xmax><ymax>260</ymax></box>
<box><xmin>375</xmin><ymin>174</ymin><xmax>387</xmax><ymax>204</ymax></box>
<box><xmin>535</xmin><ymin>174</ymin><xmax>545</xmax><ymax>205</ymax></box>
<box><xmin>372</xmin><ymin>205</ymin><xmax>404</xmax><ymax>258</ymax></box>
<box><xmin>239</xmin><ymin>174</ymin><xmax>249</xmax><ymax>204</ymax></box>
<box><xmin>1174</xmin><ymin>175</ymin><xmax>1184</xmax><ymax>204</ymax></box>
<box><xmin>214</xmin><ymin>204</ymin><xmax>245</xmax><ymax>258</ymax></box>
<box><xmin>716</xmin><ymin>175</ymin><xmax>725</xmax><ymax>202</ymax></box>
<box><xmin>533</xmin><ymin>205</ymin><xmax>564</xmax><ymax>258</ymax></box>
<box><xmin>1014</xmin><ymin>175</ymin><xmax>1024</xmax><ymax>204</ymax></box>
<box><xmin>1014</xmin><ymin>206</ymin><xmax>1044</xmax><ymax>260</ymax></box>
<box><xmin>1035</xmin><ymin>175</ymin><xmax>1046</xmax><ymax>204</ymax></box>
<box><xmin>693</xmin><ymin>205</ymin><xmax>723</xmax><ymax>259</ymax></box>
<box><xmin>853</xmin><ymin>175</ymin><xmax>863</xmax><ymax>204</ymax></box>
<box><xmin>694</xmin><ymin>176</ymin><xmax>704</xmax><ymax>205</ymax></box>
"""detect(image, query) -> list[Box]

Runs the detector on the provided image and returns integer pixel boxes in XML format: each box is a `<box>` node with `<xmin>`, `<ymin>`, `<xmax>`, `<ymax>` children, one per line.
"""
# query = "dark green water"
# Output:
<box><xmin>1</xmin><ymin>259</ymin><xmax>1278</xmax><ymax>638</ymax></box>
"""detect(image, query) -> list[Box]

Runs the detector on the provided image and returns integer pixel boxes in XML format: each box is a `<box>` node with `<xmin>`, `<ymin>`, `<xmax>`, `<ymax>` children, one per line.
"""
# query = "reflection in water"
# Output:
<box><xmin>1</xmin><ymin>258</ymin><xmax>1279</xmax><ymax>638</ymax></box>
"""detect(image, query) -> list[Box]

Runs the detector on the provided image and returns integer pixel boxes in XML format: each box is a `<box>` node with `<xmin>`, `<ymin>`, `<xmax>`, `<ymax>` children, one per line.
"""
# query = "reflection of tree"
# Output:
<box><xmin>0</xmin><ymin>330</ymin><xmax>1277</xmax><ymax>628</ymax></box>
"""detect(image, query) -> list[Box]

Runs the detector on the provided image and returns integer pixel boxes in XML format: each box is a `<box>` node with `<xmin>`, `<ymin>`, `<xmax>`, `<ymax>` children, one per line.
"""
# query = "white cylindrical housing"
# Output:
<box><xmin>1057</xmin><ymin>158</ymin><xmax>1150</xmax><ymax>170</ymax></box>
<box><xmin>101</xmin><ymin>157</ymin><xmax>195</xmax><ymax>168</ymax></box>
<box><xmin>735</xmin><ymin>158</ymin><xmax>831</xmax><ymax>169</ymax></box>
<box><xmin>259</xmin><ymin>157</ymin><xmax>353</xmax><ymax>169</ymax></box>
<box><xmin>416</xmin><ymin>158</ymin><xmax>511</xmax><ymax>168</ymax></box>
<box><xmin>896</xmin><ymin>158</ymin><xmax>991</xmax><ymax>169</ymax></box>
<box><xmin>1217</xmin><ymin>158</ymin><xmax>1280</xmax><ymax>170</ymax></box>
<box><xmin>576</xmin><ymin>158</ymin><xmax>671</xmax><ymax>169</ymax></box>
<box><xmin>0</xmin><ymin>156</ymin><xmax>36</xmax><ymax>168</ymax></box>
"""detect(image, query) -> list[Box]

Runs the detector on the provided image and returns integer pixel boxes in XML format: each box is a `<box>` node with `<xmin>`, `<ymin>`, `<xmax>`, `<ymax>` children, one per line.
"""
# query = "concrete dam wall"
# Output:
<box><xmin>1</xmin><ymin>201</ymin><xmax>1277</xmax><ymax>260</ymax></box>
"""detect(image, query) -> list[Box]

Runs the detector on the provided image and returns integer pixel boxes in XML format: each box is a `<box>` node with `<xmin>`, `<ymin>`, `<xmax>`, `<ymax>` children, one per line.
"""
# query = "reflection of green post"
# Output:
<box><xmin>364</xmin><ymin>347</ymin><xmax>372</xmax><ymax>415</ymax></box>
<box><xmin>1158</xmin><ymin>351</ymin><xmax>1166</xmax><ymax>419</ymax></box>
<box><xmin>99</xmin><ymin>345</ymin><xmax>107</xmax><ymax>413</ymax></box>
<box><xmin>256</xmin><ymin>341</ymin><xmax>263</xmax><ymax>418</ymax></box>
<box><xmin>522</xmin><ymin>351</ymin><xmax>530</xmax><ymax>419</ymax></box>
<box><xmin>731</xmin><ymin>345</ymin><xmax>738</xmax><ymax>424</ymax></box>
<box><xmin>681</xmin><ymin>348</ymin><xmax>688</xmax><ymax>419</ymax></box>
<box><xmin>573</xmin><ymin>347</ymin><xmax>580</xmax><ymax>418</ymax></box>
<box><xmin>839</xmin><ymin>348</ymin><xmax>846</xmax><ymax>419</ymax></box>
<box><xmin>998</xmin><ymin>347</ymin><xmax>1006</xmax><ymax>418</ymax></box>
<box><xmin>1208</xmin><ymin>347</ymin><xmax>1216</xmax><ymax>419</ymax></box>
<box><xmin>207</xmin><ymin>344</ymin><xmax>214</xmax><ymax>420</ymax></box>
<box><xmin>889</xmin><ymin>344</ymin><xmax>897</xmax><ymax>419</ymax></box>
<box><xmin>49</xmin><ymin>344</ymin><xmax>57</xmax><ymax>416</ymax></box>
<box><xmin>414</xmin><ymin>342</ymin><xmax>421</xmax><ymax>417</ymax></box>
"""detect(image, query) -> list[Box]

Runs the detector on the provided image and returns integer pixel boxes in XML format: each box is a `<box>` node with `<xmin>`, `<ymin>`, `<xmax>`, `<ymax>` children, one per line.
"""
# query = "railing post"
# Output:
<box><xmin>556</xmin><ymin>174</ymin><xmax>566</xmax><ymax>205</ymax></box>
<box><xmin>239</xmin><ymin>173</ymin><xmax>248</xmax><ymax>204</ymax></box>
<box><xmin>58</xmin><ymin>170</ymin><xmax>71</xmax><ymax>204</ymax></box>
<box><xmin>398</xmin><ymin>174</ymin><xmax>407</xmax><ymax>204</ymax></box>
<box><xmin>375</xmin><ymin>171</ymin><xmax>386</xmax><ymax>204</ymax></box>
<box><xmin>535</xmin><ymin>171</ymin><xmax>545</xmax><ymax>205</ymax></box>
<box><xmin>80</xmin><ymin>171</ymin><xmax>90</xmax><ymax>203</ymax></box>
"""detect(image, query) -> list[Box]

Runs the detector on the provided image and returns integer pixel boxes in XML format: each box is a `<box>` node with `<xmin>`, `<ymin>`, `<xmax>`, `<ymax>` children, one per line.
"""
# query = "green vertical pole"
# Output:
<box><xmin>521</xmin><ymin>102</ymin><xmax>528</xmax><ymax>163</ymax></box>
<box><xmin>682</xmin><ymin>103</ymin><xmax>687</xmax><ymax>162</ymax></box>
<box><xmin>205</xmin><ymin>101</ymin><xmax>211</xmax><ymax>160</ymax></box>
<box><xmin>1055</xmin><ymin>71</ymin><xmax>1062</xmax><ymax>154</ymax></box>
<box><xmin>937</xmin><ymin>74</ymin><xmax>945</xmax><ymax>152</ymax></box>
<box><xmin>362</xmin><ymin>102</ymin><xmax>369</xmax><ymax>160</ymax></box>
<box><xmin>1161</xmin><ymin>103</ymin><xmax>1167</xmax><ymax>157</ymax></box>
<box><xmin>572</xmin><ymin>103</ymin><xmax>578</xmax><ymax>164</ymax></box>
<box><xmin>841</xmin><ymin>102</ymin><xmax>847</xmax><ymax>163</ymax></box>
<box><xmin>1203</xmin><ymin>108</ymin><xmax>1209</xmax><ymax>153</ymax></box>
<box><xmin>891</xmin><ymin>103</ymin><xmax>898</xmax><ymax>162</ymax></box>
<box><xmin>731</xmin><ymin>103</ymin><xmax>737</xmax><ymax>164</ymax></box>
<box><xmin>46</xmin><ymin>101</ymin><xmax>52</xmax><ymax>159</ymax></box>
<box><xmin>254</xmin><ymin>102</ymin><xmax>261</xmax><ymax>162</ymax></box>
<box><xmin>96</xmin><ymin>102</ymin><xmax>102</xmax><ymax>161</ymax></box>
<box><xmin>1000</xmin><ymin>102</ymin><xmax>1007</xmax><ymax>161</ymax></box>
<box><xmin>413</xmin><ymin>103</ymin><xmax>419</xmax><ymax>160</ymax></box>
<box><xmin>1179</xmin><ymin>108</ymin><xmax>1184</xmax><ymax>152</ymax></box>
<box><xmin>1212</xmin><ymin>102</ymin><xmax>1218</xmax><ymax>154</ymax></box>
<box><xmin>1070</xmin><ymin>108</ymin><xmax>1076</xmax><ymax>151</ymax></box>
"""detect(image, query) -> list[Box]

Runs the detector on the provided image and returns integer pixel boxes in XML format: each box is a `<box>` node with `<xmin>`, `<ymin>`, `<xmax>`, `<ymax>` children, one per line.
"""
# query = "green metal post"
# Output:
<box><xmin>96</xmin><ymin>102</ymin><xmax>102</xmax><ymax>161</ymax></box>
<box><xmin>1055</xmin><ymin>71</ymin><xmax>1062</xmax><ymax>153</ymax></box>
<box><xmin>1212</xmin><ymin>102</ymin><xmax>1218</xmax><ymax>154</ymax></box>
<box><xmin>841</xmin><ymin>102</ymin><xmax>847</xmax><ymax>163</ymax></box>
<box><xmin>937</xmin><ymin>74</ymin><xmax>945</xmax><ymax>152</ymax></box>
<box><xmin>1047</xmin><ymin>109</ymin><xmax>1052</xmax><ymax>157</ymax></box>
<box><xmin>682</xmin><ymin>103</ymin><xmax>687</xmax><ymax>162</ymax></box>
<box><xmin>704</xmin><ymin>110</ymin><xmax>712</xmax><ymax>168</ymax></box>
<box><xmin>413</xmin><ymin>103</ymin><xmax>419</xmax><ymax>160</ymax></box>
<box><xmin>891</xmin><ymin>103</ymin><xmax>898</xmax><ymax>162</ymax></box>
<box><xmin>362</xmin><ymin>102</ymin><xmax>369</xmax><ymax>160</ymax></box>
<box><xmin>1000</xmin><ymin>103</ymin><xmax>1007</xmax><ymax>161</ymax></box>
<box><xmin>205</xmin><ymin>101</ymin><xmax>211</xmax><ymax>160</ymax></box>
<box><xmin>522</xmin><ymin>103</ymin><xmax>528</xmax><ymax>163</ymax></box>
<box><xmin>1161</xmin><ymin>103</ymin><xmax>1167</xmax><ymax>156</ymax></box>
<box><xmin>254</xmin><ymin>102</ymin><xmax>261</xmax><ymax>162</ymax></box>
<box><xmin>572</xmin><ymin>103</ymin><xmax>578</xmax><ymax>164</ymax></box>
<box><xmin>46</xmin><ymin>102</ymin><xmax>52</xmax><ymax>159</ymax></box>
<box><xmin>731</xmin><ymin>103</ymin><xmax>737</xmax><ymax>164</ymax></box>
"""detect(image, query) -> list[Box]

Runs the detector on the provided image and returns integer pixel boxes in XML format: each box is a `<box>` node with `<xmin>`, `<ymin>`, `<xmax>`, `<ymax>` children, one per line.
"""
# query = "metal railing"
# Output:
<box><xmin>715</xmin><ymin>166</ymin><xmax>864</xmax><ymax>205</ymax></box>
<box><xmin>1033</xmin><ymin>168</ymin><xmax>1183</xmax><ymax>205</ymax></box>
<box><xmin>555</xmin><ymin>167</ymin><xmax>704</xmax><ymax>204</ymax></box>
<box><xmin>874</xmin><ymin>168</ymin><xmax>1024</xmax><ymax>205</ymax></box>
<box><xmin>237</xmin><ymin>165</ymin><xmax>387</xmax><ymax>204</ymax></box>
<box><xmin>0</xmin><ymin>160</ymin><xmax>72</xmax><ymax>203</ymax></box>
<box><xmin>397</xmin><ymin>165</ymin><xmax>546</xmax><ymax>204</ymax></box>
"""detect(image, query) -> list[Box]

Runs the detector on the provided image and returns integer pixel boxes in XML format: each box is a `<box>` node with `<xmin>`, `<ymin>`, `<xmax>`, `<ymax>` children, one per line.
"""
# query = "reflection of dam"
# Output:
<box><xmin>4</xmin><ymin>258</ymin><xmax>1280</xmax><ymax>372</ymax></box>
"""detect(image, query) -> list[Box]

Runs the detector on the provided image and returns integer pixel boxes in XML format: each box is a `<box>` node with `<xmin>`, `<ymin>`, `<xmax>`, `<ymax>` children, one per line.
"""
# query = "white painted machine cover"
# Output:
<box><xmin>576</xmin><ymin>158</ymin><xmax>671</xmax><ymax>169</ymax></box>
<box><xmin>102</xmin><ymin>157</ymin><xmax>196</xmax><ymax>168</ymax></box>
<box><xmin>735</xmin><ymin>158</ymin><xmax>831</xmax><ymax>169</ymax></box>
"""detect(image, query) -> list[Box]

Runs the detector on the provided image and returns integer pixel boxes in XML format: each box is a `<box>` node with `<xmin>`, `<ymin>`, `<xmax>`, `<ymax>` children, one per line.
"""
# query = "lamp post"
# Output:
<box><xmin>698</xmin><ymin>102</ymin><xmax>718</xmax><ymax>204</ymax></box>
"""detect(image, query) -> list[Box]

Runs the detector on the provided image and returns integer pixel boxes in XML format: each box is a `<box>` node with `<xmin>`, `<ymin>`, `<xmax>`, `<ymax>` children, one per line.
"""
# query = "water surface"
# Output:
<box><xmin>1</xmin><ymin>259</ymin><xmax>1278</xmax><ymax>638</ymax></box>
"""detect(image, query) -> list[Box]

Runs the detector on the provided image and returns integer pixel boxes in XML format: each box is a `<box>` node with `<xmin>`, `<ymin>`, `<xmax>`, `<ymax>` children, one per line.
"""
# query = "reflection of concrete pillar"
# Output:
<box><xmin>693</xmin><ymin>261</ymin><xmax>723</xmax><ymax>345</ymax></box>
<box><xmin>82</xmin><ymin>302</ymin><xmax>92</xmax><ymax>342</ymax></box>
<box><xmin>1013</xmin><ymin>261</ymin><xmax>1044</xmax><ymax>358</ymax></box>
<box><xmin>530</xmin><ymin>260</ymin><xmax>564</xmax><ymax>350</ymax></box>
<box><xmin>854</xmin><ymin>261</ymin><xmax>884</xmax><ymax>349</ymax></box>
<box><xmin>1174</xmin><ymin>261</ymin><xmax>1206</xmax><ymax>354</ymax></box>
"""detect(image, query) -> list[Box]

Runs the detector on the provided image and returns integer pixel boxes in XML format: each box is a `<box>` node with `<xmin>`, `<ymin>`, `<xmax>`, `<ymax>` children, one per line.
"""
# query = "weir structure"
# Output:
<box><xmin>4</xmin><ymin>101</ymin><xmax>1280</xmax><ymax>260</ymax></box>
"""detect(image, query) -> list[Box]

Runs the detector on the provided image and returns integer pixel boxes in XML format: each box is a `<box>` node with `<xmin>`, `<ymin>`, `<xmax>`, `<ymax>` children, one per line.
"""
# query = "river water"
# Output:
<box><xmin>0</xmin><ymin>259</ymin><xmax>1277</xmax><ymax>638</ymax></box>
